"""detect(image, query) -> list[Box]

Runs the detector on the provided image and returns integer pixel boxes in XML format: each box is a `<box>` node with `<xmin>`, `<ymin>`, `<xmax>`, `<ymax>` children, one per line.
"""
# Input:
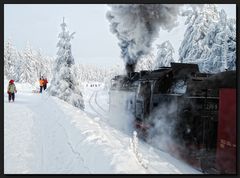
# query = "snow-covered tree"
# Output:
<box><xmin>179</xmin><ymin>5</ymin><xmax>236</xmax><ymax>73</ymax></box>
<box><xmin>18</xmin><ymin>43</ymin><xmax>37</xmax><ymax>84</ymax></box>
<box><xmin>104</xmin><ymin>63</ymin><xmax>124</xmax><ymax>89</ymax></box>
<box><xmin>48</xmin><ymin>18</ymin><xmax>84</xmax><ymax>110</ymax></box>
<box><xmin>34</xmin><ymin>49</ymin><xmax>54</xmax><ymax>81</ymax></box>
<box><xmin>12</xmin><ymin>52</ymin><xmax>23</xmax><ymax>82</ymax></box>
<box><xmin>44</xmin><ymin>55</ymin><xmax>54</xmax><ymax>81</ymax></box>
<box><xmin>135</xmin><ymin>52</ymin><xmax>156</xmax><ymax>72</ymax></box>
<box><xmin>4</xmin><ymin>39</ymin><xmax>54</xmax><ymax>84</ymax></box>
<box><xmin>154</xmin><ymin>41</ymin><xmax>175</xmax><ymax>68</ymax></box>
<box><xmin>4</xmin><ymin>39</ymin><xmax>18</xmax><ymax>80</ymax></box>
<box><xmin>73</xmin><ymin>62</ymin><xmax>124</xmax><ymax>90</ymax></box>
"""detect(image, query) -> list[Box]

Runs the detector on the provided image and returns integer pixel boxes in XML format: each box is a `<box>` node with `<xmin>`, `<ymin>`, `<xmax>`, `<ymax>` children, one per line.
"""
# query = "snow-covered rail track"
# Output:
<box><xmin>88</xmin><ymin>91</ymin><xmax>108</xmax><ymax>120</ymax></box>
<box><xmin>95</xmin><ymin>91</ymin><xmax>109</xmax><ymax>113</ymax></box>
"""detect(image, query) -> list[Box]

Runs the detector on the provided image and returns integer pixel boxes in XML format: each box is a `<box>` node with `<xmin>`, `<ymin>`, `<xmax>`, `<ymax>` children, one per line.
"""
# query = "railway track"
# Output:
<box><xmin>88</xmin><ymin>90</ymin><xmax>109</xmax><ymax>121</ymax></box>
<box><xmin>95</xmin><ymin>90</ymin><xmax>109</xmax><ymax>113</ymax></box>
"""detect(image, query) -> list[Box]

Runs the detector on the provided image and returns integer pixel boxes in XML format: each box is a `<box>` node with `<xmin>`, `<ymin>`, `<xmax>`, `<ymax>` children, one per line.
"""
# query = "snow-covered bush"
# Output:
<box><xmin>129</xmin><ymin>131</ymin><xmax>148</xmax><ymax>169</ymax></box>
<box><xmin>48</xmin><ymin>18</ymin><xmax>84</xmax><ymax>110</ymax></box>
<box><xmin>179</xmin><ymin>4</ymin><xmax>236</xmax><ymax>73</ymax></box>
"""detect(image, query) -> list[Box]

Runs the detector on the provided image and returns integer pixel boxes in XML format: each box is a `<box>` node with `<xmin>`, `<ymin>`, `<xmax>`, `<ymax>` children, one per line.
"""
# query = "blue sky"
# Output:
<box><xmin>4</xmin><ymin>4</ymin><xmax>236</xmax><ymax>68</ymax></box>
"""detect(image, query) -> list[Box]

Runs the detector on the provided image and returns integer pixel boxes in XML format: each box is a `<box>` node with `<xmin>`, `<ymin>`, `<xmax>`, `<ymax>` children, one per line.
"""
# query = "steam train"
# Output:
<box><xmin>109</xmin><ymin>62</ymin><xmax>236</xmax><ymax>174</ymax></box>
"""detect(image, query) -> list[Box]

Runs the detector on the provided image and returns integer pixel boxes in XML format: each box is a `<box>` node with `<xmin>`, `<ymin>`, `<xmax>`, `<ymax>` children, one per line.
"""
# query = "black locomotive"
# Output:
<box><xmin>109</xmin><ymin>62</ymin><xmax>236</xmax><ymax>174</ymax></box>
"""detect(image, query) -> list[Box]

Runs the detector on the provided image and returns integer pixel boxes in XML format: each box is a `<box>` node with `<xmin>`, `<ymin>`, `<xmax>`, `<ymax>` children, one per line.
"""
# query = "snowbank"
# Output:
<box><xmin>4</xmin><ymin>80</ymin><xmax>201</xmax><ymax>174</ymax></box>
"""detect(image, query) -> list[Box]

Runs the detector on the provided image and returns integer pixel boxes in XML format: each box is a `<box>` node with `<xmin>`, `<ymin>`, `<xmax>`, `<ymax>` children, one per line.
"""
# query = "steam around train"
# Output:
<box><xmin>109</xmin><ymin>62</ymin><xmax>236</xmax><ymax>174</ymax></box>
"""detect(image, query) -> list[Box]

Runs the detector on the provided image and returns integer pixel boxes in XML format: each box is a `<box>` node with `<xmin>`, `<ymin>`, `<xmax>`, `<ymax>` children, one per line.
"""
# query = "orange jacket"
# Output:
<box><xmin>39</xmin><ymin>79</ymin><xmax>44</xmax><ymax>86</ymax></box>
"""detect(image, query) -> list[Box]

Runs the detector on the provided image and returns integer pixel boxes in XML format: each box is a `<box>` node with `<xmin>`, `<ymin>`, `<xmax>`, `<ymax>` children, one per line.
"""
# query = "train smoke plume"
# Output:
<box><xmin>106</xmin><ymin>4</ymin><xmax>204</xmax><ymax>73</ymax></box>
<box><xmin>106</xmin><ymin>4</ymin><xmax>183</xmax><ymax>73</ymax></box>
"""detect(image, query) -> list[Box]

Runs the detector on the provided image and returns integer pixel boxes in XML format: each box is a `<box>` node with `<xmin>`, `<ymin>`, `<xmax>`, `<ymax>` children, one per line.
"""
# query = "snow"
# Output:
<box><xmin>4</xmin><ymin>80</ymin><xmax>201</xmax><ymax>174</ymax></box>
<box><xmin>48</xmin><ymin>19</ymin><xmax>84</xmax><ymax>110</ymax></box>
<box><xmin>179</xmin><ymin>5</ymin><xmax>236</xmax><ymax>73</ymax></box>
<box><xmin>4</xmin><ymin>39</ymin><xmax>53</xmax><ymax>84</ymax></box>
<box><xmin>4</xmin><ymin>4</ymin><xmax>236</xmax><ymax>174</ymax></box>
<box><xmin>108</xmin><ymin>90</ymin><xmax>135</xmax><ymax>133</ymax></box>
<box><xmin>155</xmin><ymin>40</ymin><xmax>176</xmax><ymax>68</ymax></box>
<box><xmin>82</xmin><ymin>81</ymin><xmax>105</xmax><ymax>89</ymax></box>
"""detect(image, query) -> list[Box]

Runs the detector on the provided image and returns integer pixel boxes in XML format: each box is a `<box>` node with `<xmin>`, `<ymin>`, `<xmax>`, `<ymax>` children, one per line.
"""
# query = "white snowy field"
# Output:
<box><xmin>4</xmin><ymin>80</ymin><xmax>201</xmax><ymax>174</ymax></box>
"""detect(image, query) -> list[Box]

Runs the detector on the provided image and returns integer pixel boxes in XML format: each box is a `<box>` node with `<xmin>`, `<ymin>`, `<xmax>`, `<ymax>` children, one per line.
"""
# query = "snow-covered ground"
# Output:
<box><xmin>4</xmin><ymin>80</ymin><xmax>201</xmax><ymax>174</ymax></box>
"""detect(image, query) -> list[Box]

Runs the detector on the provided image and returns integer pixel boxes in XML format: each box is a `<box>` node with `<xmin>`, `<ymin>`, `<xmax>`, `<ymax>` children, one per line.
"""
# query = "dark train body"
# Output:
<box><xmin>109</xmin><ymin>63</ymin><xmax>236</xmax><ymax>174</ymax></box>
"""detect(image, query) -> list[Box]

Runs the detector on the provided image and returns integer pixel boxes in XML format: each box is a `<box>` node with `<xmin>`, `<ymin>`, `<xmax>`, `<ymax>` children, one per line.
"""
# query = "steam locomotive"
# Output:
<box><xmin>109</xmin><ymin>62</ymin><xmax>236</xmax><ymax>174</ymax></box>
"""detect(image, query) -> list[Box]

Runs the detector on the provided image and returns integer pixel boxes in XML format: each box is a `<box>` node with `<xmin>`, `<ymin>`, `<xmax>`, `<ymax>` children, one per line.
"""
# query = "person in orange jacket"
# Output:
<box><xmin>39</xmin><ymin>77</ymin><xmax>44</xmax><ymax>93</ymax></box>
<box><xmin>43</xmin><ymin>77</ymin><xmax>48</xmax><ymax>90</ymax></box>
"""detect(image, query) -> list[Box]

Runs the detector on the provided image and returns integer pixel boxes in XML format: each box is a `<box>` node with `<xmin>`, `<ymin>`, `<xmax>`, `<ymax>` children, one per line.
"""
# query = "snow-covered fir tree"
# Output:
<box><xmin>48</xmin><ymin>18</ymin><xmax>84</xmax><ymax>110</ymax></box>
<box><xmin>34</xmin><ymin>49</ymin><xmax>54</xmax><ymax>81</ymax></box>
<box><xmin>4</xmin><ymin>39</ymin><xmax>18</xmax><ymax>80</ymax></box>
<box><xmin>18</xmin><ymin>43</ymin><xmax>37</xmax><ymax>84</ymax></box>
<box><xmin>179</xmin><ymin>5</ymin><xmax>236</xmax><ymax>73</ymax></box>
<box><xmin>4</xmin><ymin>39</ymin><xmax>54</xmax><ymax>84</ymax></box>
<box><xmin>154</xmin><ymin>41</ymin><xmax>175</xmax><ymax>69</ymax></box>
<box><xmin>12</xmin><ymin>52</ymin><xmax>23</xmax><ymax>82</ymax></box>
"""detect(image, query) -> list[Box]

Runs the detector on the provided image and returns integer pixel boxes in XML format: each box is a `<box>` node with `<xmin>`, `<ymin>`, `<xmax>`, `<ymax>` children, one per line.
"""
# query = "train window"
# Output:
<box><xmin>171</xmin><ymin>80</ymin><xmax>186</xmax><ymax>94</ymax></box>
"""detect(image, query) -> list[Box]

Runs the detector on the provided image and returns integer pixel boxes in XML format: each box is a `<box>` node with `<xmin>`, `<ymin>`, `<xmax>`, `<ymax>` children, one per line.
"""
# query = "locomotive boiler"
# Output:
<box><xmin>109</xmin><ymin>62</ymin><xmax>236</xmax><ymax>174</ymax></box>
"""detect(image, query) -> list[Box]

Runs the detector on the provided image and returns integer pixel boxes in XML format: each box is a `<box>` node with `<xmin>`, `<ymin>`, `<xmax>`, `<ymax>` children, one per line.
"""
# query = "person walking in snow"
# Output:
<box><xmin>7</xmin><ymin>80</ymin><xmax>17</xmax><ymax>102</ymax></box>
<box><xmin>39</xmin><ymin>77</ymin><xmax>44</xmax><ymax>93</ymax></box>
<box><xmin>43</xmin><ymin>77</ymin><xmax>48</xmax><ymax>90</ymax></box>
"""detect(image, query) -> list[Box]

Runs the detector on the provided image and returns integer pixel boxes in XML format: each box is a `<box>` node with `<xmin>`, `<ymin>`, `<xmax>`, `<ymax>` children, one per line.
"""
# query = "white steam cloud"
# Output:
<box><xmin>146</xmin><ymin>101</ymin><xmax>178</xmax><ymax>152</ymax></box>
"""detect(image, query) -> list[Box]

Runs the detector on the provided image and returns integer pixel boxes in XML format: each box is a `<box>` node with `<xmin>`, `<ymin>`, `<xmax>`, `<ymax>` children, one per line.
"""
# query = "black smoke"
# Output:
<box><xmin>106</xmin><ymin>4</ymin><xmax>183</xmax><ymax>73</ymax></box>
<box><xmin>106</xmin><ymin>4</ymin><xmax>204</xmax><ymax>74</ymax></box>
